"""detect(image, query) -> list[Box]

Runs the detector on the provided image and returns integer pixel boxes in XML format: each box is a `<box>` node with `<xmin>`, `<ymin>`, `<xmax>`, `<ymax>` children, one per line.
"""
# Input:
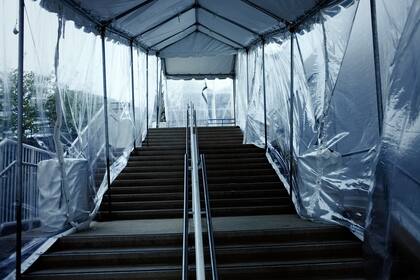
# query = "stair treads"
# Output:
<box><xmin>24</xmin><ymin>127</ymin><xmax>366</xmax><ymax>280</ymax></box>
<box><xmin>105</xmin><ymin>189</ymin><xmax>287</xmax><ymax>202</ymax></box>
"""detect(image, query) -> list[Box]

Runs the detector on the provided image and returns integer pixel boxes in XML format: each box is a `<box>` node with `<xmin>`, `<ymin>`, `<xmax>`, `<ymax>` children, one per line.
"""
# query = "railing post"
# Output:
<box><xmin>100</xmin><ymin>28</ymin><xmax>112</xmax><ymax>217</ymax></box>
<box><xmin>369</xmin><ymin>0</ymin><xmax>384</xmax><ymax>135</ymax></box>
<box><xmin>262</xmin><ymin>40</ymin><xmax>268</xmax><ymax>151</ymax></box>
<box><xmin>130</xmin><ymin>40</ymin><xmax>137</xmax><ymax>148</ymax></box>
<box><xmin>289</xmin><ymin>33</ymin><xmax>295</xmax><ymax>199</ymax></box>
<box><xmin>16</xmin><ymin>0</ymin><xmax>24</xmax><ymax>277</ymax></box>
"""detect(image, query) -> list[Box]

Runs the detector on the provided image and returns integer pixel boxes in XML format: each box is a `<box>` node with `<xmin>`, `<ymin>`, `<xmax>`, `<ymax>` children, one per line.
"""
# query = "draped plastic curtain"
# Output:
<box><xmin>264</xmin><ymin>37</ymin><xmax>292</xmax><ymax>192</ymax></box>
<box><xmin>147</xmin><ymin>55</ymin><xmax>158</xmax><ymax>128</ymax></box>
<box><xmin>245</xmin><ymin>45</ymin><xmax>264</xmax><ymax>146</ymax></box>
<box><xmin>234</xmin><ymin>51</ymin><xmax>248</xmax><ymax>134</ymax></box>
<box><xmin>164</xmin><ymin>79</ymin><xmax>233</xmax><ymax>128</ymax></box>
<box><xmin>237</xmin><ymin>0</ymin><xmax>381</xmax><ymax>239</ymax></box>
<box><xmin>133</xmin><ymin>47</ymin><xmax>148</xmax><ymax>146</ymax></box>
<box><xmin>105</xmin><ymin>38</ymin><xmax>134</xmax><ymax>181</ymax></box>
<box><xmin>0</xmin><ymin>1</ymin><xmax>151</xmax><ymax>276</ymax></box>
<box><xmin>366</xmin><ymin>0</ymin><xmax>420</xmax><ymax>276</ymax></box>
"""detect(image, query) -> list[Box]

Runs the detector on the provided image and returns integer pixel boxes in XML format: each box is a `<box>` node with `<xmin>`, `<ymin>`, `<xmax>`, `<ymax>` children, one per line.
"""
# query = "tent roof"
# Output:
<box><xmin>41</xmin><ymin>0</ymin><xmax>352</xmax><ymax>79</ymax></box>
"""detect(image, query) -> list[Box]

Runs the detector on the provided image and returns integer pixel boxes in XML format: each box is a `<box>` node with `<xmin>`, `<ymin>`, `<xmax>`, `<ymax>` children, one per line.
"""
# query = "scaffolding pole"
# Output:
<box><xmin>100</xmin><ymin>29</ymin><xmax>112</xmax><ymax>217</ymax></box>
<box><xmin>15</xmin><ymin>0</ymin><xmax>25</xmax><ymax>278</ymax></box>
<box><xmin>246</xmin><ymin>49</ymin><xmax>249</xmax><ymax>106</ymax></box>
<box><xmin>146</xmin><ymin>52</ymin><xmax>149</xmax><ymax>133</ymax></box>
<box><xmin>262</xmin><ymin>41</ymin><xmax>268</xmax><ymax>150</ymax></box>
<box><xmin>289</xmin><ymin>34</ymin><xmax>295</xmax><ymax>199</ymax></box>
<box><xmin>370</xmin><ymin>0</ymin><xmax>384</xmax><ymax>135</ymax></box>
<box><xmin>156</xmin><ymin>55</ymin><xmax>159</xmax><ymax>128</ymax></box>
<box><xmin>233</xmin><ymin>74</ymin><xmax>237</xmax><ymax>126</ymax></box>
<box><xmin>130</xmin><ymin>41</ymin><xmax>136</xmax><ymax>148</ymax></box>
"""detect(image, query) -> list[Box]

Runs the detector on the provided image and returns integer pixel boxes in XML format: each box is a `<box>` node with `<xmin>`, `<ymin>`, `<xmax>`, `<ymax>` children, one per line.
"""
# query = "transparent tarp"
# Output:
<box><xmin>1</xmin><ymin>0</ymin><xmax>420</xmax><ymax>278</ymax></box>
<box><xmin>104</xmin><ymin>38</ymin><xmax>134</xmax><ymax>181</ymax></box>
<box><xmin>0</xmin><ymin>0</ymin><xmax>152</xmax><ymax>276</ymax></box>
<box><xmin>237</xmin><ymin>0</ymin><xmax>380</xmax><ymax>239</ymax></box>
<box><xmin>234</xmin><ymin>50</ymin><xmax>248</xmax><ymax>133</ymax></box>
<box><xmin>366</xmin><ymin>0</ymin><xmax>420</xmax><ymax>275</ymax></box>
<box><xmin>147</xmin><ymin>54</ymin><xmax>158</xmax><ymax>128</ymax></box>
<box><xmin>133</xmin><ymin>47</ymin><xmax>147</xmax><ymax>146</ymax></box>
<box><xmin>164</xmin><ymin>79</ymin><xmax>233</xmax><ymax>127</ymax></box>
<box><xmin>244</xmin><ymin>45</ymin><xmax>264</xmax><ymax>147</ymax></box>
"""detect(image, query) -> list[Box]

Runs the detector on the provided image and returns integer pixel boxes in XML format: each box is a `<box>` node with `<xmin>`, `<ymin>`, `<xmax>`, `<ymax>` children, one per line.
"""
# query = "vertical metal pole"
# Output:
<box><xmin>370</xmin><ymin>0</ymin><xmax>384</xmax><ymax>135</ymax></box>
<box><xmin>100</xmin><ymin>29</ymin><xmax>112</xmax><ymax>217</ymax></box>
<box><xmin>261</xmin><ymin>41</ymin><xmax>268</xmax><ymax>151</ymax></box>
<box><xmin>156</xmin><ymin>55</ymin><xmax>159</xmax><ymax>128</ymax></box>
<box><xmin>16</xmin><ymin>0</ymin><xmax>24</xmax><ymax>278</ymax></box>
<box><xmin>130</xmin><ymin>41</ymin><xmax>136</xmax><ymax>148</ymax></box>
<box><xmin>232</xmin><ymin>76</ymin><xmax>236</xmax><ymax>126</ymax></box>
<box><xmin>246</xmin><ymin>49</ymin><xmax>249</xmax><ymax>103</ymax></box>
<box><xmin>146</xmin><ymin>52</ymin><xmax>149</xmax><ymax>133</ymax></box>
<box><xmin>289</xmin><ymin>34</ymin><xmax>295</xmax><ymax>199</ymax></box>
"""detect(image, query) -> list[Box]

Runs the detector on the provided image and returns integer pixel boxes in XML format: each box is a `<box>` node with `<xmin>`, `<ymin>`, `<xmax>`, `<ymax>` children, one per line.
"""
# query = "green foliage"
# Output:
<box><xmin>0</xmin><ymin>70</ymin><xmax>40</xmax><ymax>138</ymax></box>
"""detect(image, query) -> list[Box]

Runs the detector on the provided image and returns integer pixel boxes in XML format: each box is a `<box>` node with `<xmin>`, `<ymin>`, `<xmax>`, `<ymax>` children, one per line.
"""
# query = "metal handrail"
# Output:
<box><xmin>182</xmin><ymin>107</ymin><xmax>190</xmax><ymax>280</ymax></box>
<box><xmin>182</xmin><ymin>153</ymin><xmax>189</xmax><ymax>280</ymax></box>
<box><xmin>200</xmin><ymin>154</ymin><xmax>219</xmax><ymax>280</ymax></box>
<box><xmin>189</xmin><ymin>103</ymin><xmax>206</xmax><ymax>280</ymax></box>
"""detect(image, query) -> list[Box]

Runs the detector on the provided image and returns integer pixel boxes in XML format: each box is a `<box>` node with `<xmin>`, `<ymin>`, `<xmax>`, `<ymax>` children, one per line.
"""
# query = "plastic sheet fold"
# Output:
<box><xmin>366</xmin><ymin>0</ymin><xmax>420</xmax><ymax>275</ymax></box>
<box><xmin>0</xmin><ymin>1</ymin><xmax>151</xmax><ymax>276</ymax></box>
<box><xmin>239</xmin><ymin>0</ymin><xmax>380</xmax><ymax>240</ymax></box>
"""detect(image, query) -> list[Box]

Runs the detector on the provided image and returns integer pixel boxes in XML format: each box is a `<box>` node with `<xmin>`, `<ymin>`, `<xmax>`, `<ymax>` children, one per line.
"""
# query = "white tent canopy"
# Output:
<box><xmin>41</xmin><ymin>0</ymin><xmax>348</xmax><ymax>79</ymax></box>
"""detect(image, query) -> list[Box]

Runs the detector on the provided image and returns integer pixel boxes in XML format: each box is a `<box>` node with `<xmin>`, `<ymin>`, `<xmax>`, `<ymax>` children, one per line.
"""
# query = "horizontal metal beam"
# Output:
<box><xmin>134</xmin><ymin>5</ymin><xmax>195</xmax><ymax>38</ymax></box>
<box><xmin>240</xmin><ymin>0</ymin><xmax>290</xmax><ymax>25</ymax></box>
<box><xmin>150</xmin><ymin>24</ymin><xmax>196</xmax><ymax>48</ymax></box>
<box><xmin>198</xmin><ymin>23</ymin><xmax>245</xmax><ymax>48</ymax></box>
<box><xmin>198</xmin><ymin>6</ymin><xmax>259</xmax><ymax>36</ymax></box>
<box><xmin>103</xmin><ymin>0</ymin><xmax>157</xmax><ymax>25</ymax></box>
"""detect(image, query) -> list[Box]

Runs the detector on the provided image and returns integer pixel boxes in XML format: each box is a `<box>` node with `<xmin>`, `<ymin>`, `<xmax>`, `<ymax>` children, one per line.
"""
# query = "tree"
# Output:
<box><xmin>0</xmin><ymin>70</ymin><xmax>39</xmax><ymax>139</ymax></box>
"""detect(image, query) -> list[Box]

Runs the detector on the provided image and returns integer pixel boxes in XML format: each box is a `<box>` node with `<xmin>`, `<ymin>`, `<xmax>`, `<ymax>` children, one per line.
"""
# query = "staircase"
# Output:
<box><xmin>23</xmin><ymin>126</ymin><xmax>365</xmax><ymax>279</ymax></box>
<box><xmin>98</xmin><ymin>127</ymin><xmax>294</xmax><ymax>220</ymax></box>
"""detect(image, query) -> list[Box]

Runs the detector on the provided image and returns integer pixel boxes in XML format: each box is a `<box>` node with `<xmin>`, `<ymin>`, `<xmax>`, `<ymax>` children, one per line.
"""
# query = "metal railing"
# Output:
<box><xmin>183</xmin><ymin>104</ymin><xmax>219</xmax><ymax>280</ymax></box>
<box><xmin>0</xmin><ymin>138</ymin><xmax>55</xmax><ymax>226</ymax></box>
<box><xmin>189</xmin><ymin>104</ymin><xmax>206</xmax><ymax>280</ymax></box>
<box><xmin>182</xmin><ymin>108</ymin><xmax>190</xmax><ymax>280</ymax></box>
<box><xmin>206</xmin><ymin>118</ymin><xmax>235</xmax><ymax>127</ymax></box>
<box><xmin>200</xmin><ymin>154</ymin><xmax>219</xmax><ymax>280</ymax></box>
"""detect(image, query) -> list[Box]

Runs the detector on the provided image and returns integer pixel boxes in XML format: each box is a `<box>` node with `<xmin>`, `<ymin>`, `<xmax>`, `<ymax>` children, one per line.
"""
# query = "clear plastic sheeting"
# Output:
<box><xmin>164</xmin><ymin>79</ymin><xmax>233</xmax><ymax>127</ymax></box>
<box><xmin>234</xmin><ymin>50</ymin><xmax>248</xmax><ymax>133</ymax></box>
<box><xmin>104</xmin><ymin>38</ymin><xmax>135</xmax><ymax>181</ymax></box>
<box><xmin>294</xmin><ymin>0</ymin><xmax>378</xmax><ymax>238</ymax></box>
<box><xmin>244</xmin><ymin>45</ymin><xmax>264</xmax><ymax>147</ymax></box>
<box><xmin>133</xmin><ymin>47</ymin><xmax>148</xmax><ymax>146</ymax></box>
<box><xmin>0</xmin><ymin>0</ymin><xmax>151</xmax><ymax>276</ymax></box>
<box><xmin>264</xmin><ymin>37</ymin><xmax>292</xmax><ymax>190</ymax></box>
<box><xmin>238</xmin><ymin>0</ymin><xmax>381</xmax><ymax>239</ymax></box>
<box><xmin>366</xmin><ymin>0</ymin><xmax>420</xmax><ymax>275</ymax></box>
